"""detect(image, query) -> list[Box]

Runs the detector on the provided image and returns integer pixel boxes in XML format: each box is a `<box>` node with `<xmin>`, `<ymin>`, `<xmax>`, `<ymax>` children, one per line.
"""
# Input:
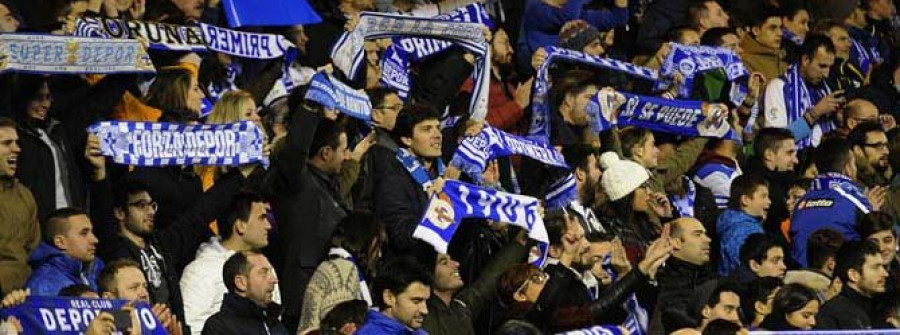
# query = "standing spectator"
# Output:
<box><xmin>848</xmin><ymin>122</ymin><xmax>891</xmax><ymax>188</ymax></box>
<box><xmin>717</xmin><ymin>174</ymin><xmax>770</xmax><ymax>276</ymax></box>
<box><xmin>541</xmin><ymin>213</ymin><xmax>592</xmax><ymax>311</ymax></box>
<box><xmin>862</xmin><ymin>0</ymin><xmax>898</xmax><ymax>63</ymax></box>
<box><xmin>517</xmin><ymin>0</ymin><xmax>629</xmax><ymax>71</ymax></box>
<box><xmin>781</xmin><ymin>4</ymin><xmax>811</xmax><ymax>62</ymax></box>
<box><xmin>816</xmin><ymin>240</ymin><xmax>890</xmax><ymax>329</ymax></box>
<box><xmin>563</xmin><ymin>145</ymin><xmax>604</xmax><ymax>234</ymax></box>
<box><xmin>559</xmin><ymin>20</ymin><xmax>606</xmax><ymax>57</ymax></box>
<box><xmin>729</xmin><ymin>234</ymin><xmax>787</xmax><ymax>284</ymax></box>
<box><xmin>687</xmin><ymin>0</ymin><xmax>731</xmax><ymax>36</ymax></box>
<box><xmin>180</xmin><ymin>192</ymin><xmax>279</xmax><ymax>335</ymax></box>
<box><xmin>25</xmin><ymin>208</ymin><xmax>103</xmax><ymax>296</ymax></box>
<box><xmin>634</xmin><ymin>0</ymin><xmax>690</xmax><ymax>55</ymax></box>
<box><xmin>353</xmin><ymin>88</ymin><xmax>404</xmax><ymax>212</ymax></box>
<box><xmin>763</xmin><ymin>34</ymin><xmax>844</xmax><ymax>149</ymax></box>
<box><xmin>0</xmin><ymin>0</ymin><xmax>19</xmax><ymax>32</ymax></box>
<box><xmin>203</xmin><ymin>251</ymin><xmax>286</xmax><ymax>335</ymax></box>
<box><xmin>791</xmin><ymin>137</ymin><xmax>875</xmax><ymax>266</ymax></box>
<box><xmin>686</xmin><ymin>280</ymin><xmax>744</xmax><ymax>331</ymax></box>
<box><xmin>0</xmin><ymin>117</ymin><xmax>39</xmax><ymax>293</ymax></box>
<box><xmin>739</xmin><ymin>6</ymin><xmax>788</xmax><ymax>88</ymax></box>
<box><xmin>759</xmin><ymin>283</ymin><xmax>821</xmax><ymax>330</ymax></box>
<box><xmin>740</xmin><ymin>277</ymin><xmax>783</xmax><ymax>329</ymax></box>
<box><xmin>356</xmin><ymin>257</ymin><xmax>432</xmax><ymax>334</ymax></box>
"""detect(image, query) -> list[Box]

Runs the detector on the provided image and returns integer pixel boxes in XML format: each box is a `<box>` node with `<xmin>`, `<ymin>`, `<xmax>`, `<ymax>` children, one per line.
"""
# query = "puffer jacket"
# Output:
<box><xmin>716</xmin><ymin>209</ymin><xmax>764</xmax><ymax>276</ymax></box>
<box><xmin>356</xmin><ymin>310</ymin><xmax>428</xmax><ymax>335</ymax></box>
<box><xmin>181</xmin><ymin>237</ymin><xmax>282</xmax><ymax>335</ymax></box>
<box><xmin>25</xmin><ymin>242</ymin><xmax>104</xmax><ymax>297</ymax></box>
<box><xmin>202</xmin><ymin>293</ymin><xmax>288</xmax><ymax>335</ymax></box>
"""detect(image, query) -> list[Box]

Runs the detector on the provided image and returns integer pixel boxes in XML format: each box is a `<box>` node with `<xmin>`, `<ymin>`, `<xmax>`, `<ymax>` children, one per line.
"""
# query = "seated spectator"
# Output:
<box><xmin>740</xmin><ymin>277</ymin><xmax>783</xmax><ymax>329</ymax></box>
<box><xmin>784</xmin><ymin>229</ymin><xmax>845</xmax><ymax>302</ymax></box>
<box><xmin>856</xmin><ymin>211</ymin><xmax>900</xmax><ymax>294</ymax></box>
<box><xmin>692</xmin><ymin>139</ymin><xmax>743</xmax><ymax>210</ymax></box>
<box><xmin>779</xmin><ymin>178</ymin><xmax>810</xmax><ymax>242</ymax></box>
<box><xmin>701</xmin><ymin>319</ymin><xmax>744</xmax><ymax>335</ymax></box>
<box><xmin>763</xmin><ymin>34</ymin><xmax>844</xmax><ymax>149</ymax></box>
<box><xmin>701</xmin><ymin>27</ymin><xmax>743</xmax><ymax>54</ymax></box>
<box><xmin>838</xmin><ymin>98</ymin><xmax>881</xmax><ymax>137</ymax></box>
<box><xmin>26</xmin><ymin>208</ymin><xmax>103</xmax><ymax>297</ymax></box>
<box><xmin>729</xmin><ymin>234</ymin><xmax>787</xmax><ymax>284</ymax></box>
<box><xmin>203</xmin><ymin>251</ymin><xmax>285</xmax><ymax>335</ymax></box>
<box><xmin>298</xmin><ymin>212</ymin><xmax>383</xmax><ymax>334</ymax></box>
<box><xmin>653</xmin><ymin>218</ymin><xmax>716</xmax><ymax>333</ymax></box>
<box><xmin>759</xmin><ymin>283</ymin><xmax>821</xmax><ymax>331</ymax></box>
<box><xmin>791</xmin><ymin>137</ymin><xmax>873</xmax><ymax>266</ymax></box>
<box><xmin>309</xmin><ymin>299</ymin><xmax>369</xmax><ymax>335</ymax></box>
<box><xmin>717</xmin><ymin>174</ymin><xmax>770</xmax><ymax>275</ymax></box>
<box><xmin>815</xmin><ymin>21</ymin><xmax>867</xmax><ymax>92</ymax></box>
<box><xmin>849</xmin><ymin>122</ymin><xmax>891</xmax><ymax>188</ymax></box>
<box><xmin>816</xmin><ymin>240</ymin><xmax>890</xmax><ymax>329</ymax></box>
<box><xmin>181</xmin><ymin>191</ymin><xmax>279</xmax><ymax>335</ymax></box>
<box><xmin>685</xmin><ymin>280</ymin><xmax>743</xmax><ymax>331</ymax></box>
<box><xmin>58</xmin><ymin>284</ymin><xmax>101</xmax><ymax>298</ymax></box>
<box><xmin>0</xmin><ymin>117</ymin><xmax>39</xmax><ymax>293</ymax></box>
<box><xmin>99</xmin><ymin>259</ymin><xmax>184</xmax><ymax>334</ymax></box>
<box><xmin>356</xmin><ymin>256</ymin><xmax>432</xmax><ymax>334</ymax></box>
<box><xmin>668</xmin><ymin>25</ymin><xmax>702</xmax><ymax>46</ymax></box>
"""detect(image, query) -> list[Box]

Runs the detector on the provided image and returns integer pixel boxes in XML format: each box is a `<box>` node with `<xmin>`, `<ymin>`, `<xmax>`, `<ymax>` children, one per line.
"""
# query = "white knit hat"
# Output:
<box><xmin>600</xmin><ymin>151</ymin><xmax>650</xmax><ymax>201</ymax></box>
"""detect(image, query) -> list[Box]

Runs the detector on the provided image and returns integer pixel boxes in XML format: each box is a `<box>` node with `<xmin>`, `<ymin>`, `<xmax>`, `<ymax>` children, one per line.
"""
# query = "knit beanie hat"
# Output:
<box><xmin>599</xmin><ymin>151</ymin><xmax>650</xmax><ymax>201</ymax></box>
<box><xmin>559</xmin><ymin>20</ymin><xmax>601</xmax><ymax>51</ymax></box>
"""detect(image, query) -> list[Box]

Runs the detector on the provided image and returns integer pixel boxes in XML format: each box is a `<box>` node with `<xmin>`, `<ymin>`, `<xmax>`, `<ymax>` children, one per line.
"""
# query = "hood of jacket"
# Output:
<box><xmin>357</xmin><ymin>310</ymin><xmax>426</xmax><ymax>335</ymax></box>
<box><xmin>28</xmin><ymin>242</ymin><xmax>99</xmax><ymax>278</ymax></box>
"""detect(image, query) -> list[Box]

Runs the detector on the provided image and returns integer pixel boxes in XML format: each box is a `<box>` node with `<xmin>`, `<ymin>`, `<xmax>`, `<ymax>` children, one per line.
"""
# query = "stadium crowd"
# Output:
<box><xmin>0</xmin><ymin>0</ymin><xmax>899</xmax><ymax>334</ymax></box>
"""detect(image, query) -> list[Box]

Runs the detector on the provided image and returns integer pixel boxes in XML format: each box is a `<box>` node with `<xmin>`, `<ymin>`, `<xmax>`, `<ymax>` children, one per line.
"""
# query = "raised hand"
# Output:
<box><xmin>350</xmin><ymin>132</ymin><xmax>376</xmax><ymax>162</ymax></box>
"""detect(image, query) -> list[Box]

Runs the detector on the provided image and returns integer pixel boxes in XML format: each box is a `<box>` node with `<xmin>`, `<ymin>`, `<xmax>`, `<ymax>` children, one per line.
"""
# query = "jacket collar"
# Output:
<box><xmin>221</xmin><ymin>292</ymin><xmax>281</xmax><ymax>322</ymax></box>
<box><xmin>840</xmin><ymin>286</ymin><xmax>874</xmax><ymax>312</ymax></box>
<box><xmin>362</xmin><ymin>310</ymin><xmax>423</xmax><ymax>334</ymax></box>
<box><xmin>661</xmin><ymin>256</ymin><xmax>713</xmax><ymax>279</ymax></box>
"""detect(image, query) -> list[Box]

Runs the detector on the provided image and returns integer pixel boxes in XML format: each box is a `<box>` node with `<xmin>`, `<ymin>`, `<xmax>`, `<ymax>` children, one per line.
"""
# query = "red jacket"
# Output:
<box><xmin>459</xmin><ymin>74</ymin><xmax>526</xmax><ymax>133</ymax></box>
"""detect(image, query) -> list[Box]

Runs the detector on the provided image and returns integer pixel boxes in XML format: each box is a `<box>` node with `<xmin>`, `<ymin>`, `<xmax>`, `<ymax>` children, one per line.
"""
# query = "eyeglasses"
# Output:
<box><xmin>515</xmin><ymin>272</ymin><xmax>549</xmax><ymax>295</ymax></box>
<box><xmin>128</xmin><ymin>201</ymin><xmax>158</xmax><ymax>212</ymax></box>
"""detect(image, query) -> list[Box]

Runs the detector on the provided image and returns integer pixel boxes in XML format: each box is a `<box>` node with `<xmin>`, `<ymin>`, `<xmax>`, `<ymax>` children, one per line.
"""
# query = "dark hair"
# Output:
<box><xmin>43</xmin><ymin>207</ymin><xmax>88</xmax><ymax>245</ymax></box>
<box><xmin>834</xmin><ymin>240</ymin><xmax>882</xmax><ymax>283</ymax></box>
<box><xmin>702</xmin><ymin>319</ymin><xmax>742</xmax><ymax>335</ymax></box>
<box><xmin>391</xmin><ymin>104</ymin><xmax>440</xmax><ymax>144</ymax></box>
<box><xmin>666</xmin><ymin>25</ymin><xmax>699</xmax><ymax>45</ymax></box>
<box><xmin>496</xmin><ymin>320</ymin><xmax>543</xmax><ymax>335</ymax></box>
<box><xmin>586</xmin><ymin>231</ymin><xmax>616</xmax><ymax>243</ymax></box>
<box><xmin>562</xmin><ymin>144</ymin><xmax>597</xmax><ymax>174</ymax></box>
<box><xmin>789</xmin><ymin>178</ymin><xmax>812</xmax><ymax>192</ymax></box>
<box><xmin>857</xmin><ymin>211</ymin><xmax>896</xmax><ymax>240</ymax></box>
<box><xmin>811</xmin><ymin>19</ymin><xmax>845</xmax><ymax>37</ymax></box>
<box><xmin>58</xmin><ymin>284</ymin><xmax>97</xmax><ymax>297</ymax></box>
<box><xmin>497</xmin><ymin>264</ymin><xmax>543</xmax><ymax>306</ymax></box>
<box><xmin>848</xmin><ymin>122</ymin><xmax>885</xmax><ymax>149</ymax></box>
<box><xmin>113</xmin><ymin>178</ymin><xmax>153</xmax><ymax>210</ymax></box>
<box><xmin>549</xmin><ymin>69</ymin><xmax>597</xmax><ymax>115</ymax></box>
<box><xmin>145</xmin><ymin>67</ymin><xmax>194</xmax><ymax>113</ymax></box>
<box><xmin>741</xmin><ymin>277</ymin><xmax>783</xmax><ymax>323</ymax></box>
<box><xmin>728</xmin><ymin>174</ymin><xmax>769</xmax><ymax>211</ymax></box>
<box><xmin>687</xmin><ymin>0</ymin><xmax>717</xmax><ymax>28</ymax></box>
<box><xmin>807</xmin><ymin>228</ymin><xmax>845</xmax><ymax>271</ymax></box>
<box><xmin>332</xmin><ymin>211</ymin><xmax>383</xmax><ymax>274</ymax></box>
<box><xmin>662</xmin><ymin>305</ymin><xmax>700</xmax><ymax>334</ymax></box>
<box><xmin>747</xmin><ymin>5</ymin><xmax>781</xmax><ymax>28</ymax></box>
<box><xmin>10</xmin><ymin>74</ymin><xmax>49</xmax><ymax>121</ymax></box>
<box><xmin>368</xmin><ymin>87</ymin><xmax>398</xmax><ymax>109</ymax></box>
<box><xmin>372</xmin><ymin>256</ymin><xmax>433</xmax><ymax>308</ymax></box>
<box><xmin>814</xmin><ymin>137</ymin><xmax>853</xmax><ymax>174</ymax></box>
<box><xmin>0</xmin><ymin>117</ymin><xmax>15</xmax><ymax>129</ymax></box>
<box><xmin>545</xmin><ymin>209</ymin><xmax>570</xmax><ymax>247</ymax></box>
<box><xmin>217</xmin><ymin>191</ymin><xmax>267</xmax><ymax>241</ymax></box>
<box><xmin>98</xmin><ymin>259</ymin><xmax>142</xmax><ymax>296</ymax></box>
<box><xmin>754</xmin><ymin>128</ymin><xmax>795</xmax><ymax>160</ymax></box>
<box><xmin>701</xmin><ymin>27</ymin><xmax>739</xmax><ymax>47</ymax></box>
<box><xmin>309</xmin><ymin>117</ymin><xmax>346</xmax><ymax>159</ymax></box>
<box><xmin>780</xmin><ymin>1</ymin><xmax>809</xmax><ymax>21</ymax></box>
<box><xmin>320</xmin><ymin>299</ymin><xmax>369</xmax><ymax>332</ymax></box>
<box><xmin>762</xmin><ymin>283</ymin><xmax>820</xmax><ymax>330</ymax></box>
<box><xmin>799</xmin><ymin>34</ymin><xmax>836</xmax><ymax>62</ymax></box>
<box><xmin>223</xmin><ymin>251</ymin><xmax>260</xmax><ymax>293</ymax></box>
<box><xmin>740</xmin><ymin>233</ymin><xmax>781</xmax><ymax>266</ymax></box>
<box><xmin>689</xmin><ymin>279</ymin><xmax>742</xmax><ymax>323</ymax></box>
<box><xmin>620</xmin><ymin>127</ymin><xmax>653</xmax><ymax>160</ymax></box>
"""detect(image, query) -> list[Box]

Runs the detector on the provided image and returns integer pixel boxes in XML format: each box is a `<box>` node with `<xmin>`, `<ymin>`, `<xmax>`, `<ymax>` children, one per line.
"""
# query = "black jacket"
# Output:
<box><xmin>650</xmin><ymin>257</ymin><xmax>717</xmax><ymax>335</ymax></box>
<box><xmin>90</xmin><ymin>167</ymin><xmax>247</xmax><ymax>327</ymax></box>
<box><xmin>816</xmin><ymin>287</ymin><xmax>879</xmax><ymax>330</ymax></box>
<box><xmin>746</xmin><ymin>158</ymin><xmax>796</xmax><ymax>237</ymax></box>
<box><xmin>542</xmin><ymin>263</ymin><xmax>593</xmax><ymax>311</ymax></box>
<box><xmin>127</xmin><ymin>166</ymin><xmax>203</xmax><ymax>237</ymax></box>
<box><xmin>261</xmin><ymin>108</ymin><xmax>349</xmax><ymax>321</ymax></box>
<box><xmin>16</xmin><ymin>119</ymin><xmax>84</xmax><ymax>222</ymax></box>
<box><xmin>202</xmin><ymin>293</ymin><xmax>288</xmax><ymax>335</ymax></box>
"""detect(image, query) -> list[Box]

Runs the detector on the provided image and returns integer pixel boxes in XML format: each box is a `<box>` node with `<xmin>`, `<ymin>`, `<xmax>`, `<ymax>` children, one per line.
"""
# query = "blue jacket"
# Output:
<box><xmin>790</xmin><ymin>174</ymin><xmax>871</xmax><ymax>267</ymax></box>
<box><xmin>356</xmin><ymin>310</ymin><xmax>428</xmax><ymax>335</ymax></box>
<box><xmin>517</xmin><ymin>0</ymin><xmax>628</xmax><ymax>68</ymax></box>
<box><xmin>716</xmin><ymin>209</ymin><xmax>764</xmax><ymax>276</ymax></box>
<box><xmin>25</xmin><ymin>242</ymin><xmax>104</xmax><ymax>296</ymax></box>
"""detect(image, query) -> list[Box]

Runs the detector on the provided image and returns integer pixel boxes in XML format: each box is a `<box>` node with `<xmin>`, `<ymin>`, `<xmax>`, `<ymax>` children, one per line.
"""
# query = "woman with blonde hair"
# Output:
<box><xmin>199</xmin><ymin>90</ymin><xmax>266</xmax><ymax>196</ymax></box>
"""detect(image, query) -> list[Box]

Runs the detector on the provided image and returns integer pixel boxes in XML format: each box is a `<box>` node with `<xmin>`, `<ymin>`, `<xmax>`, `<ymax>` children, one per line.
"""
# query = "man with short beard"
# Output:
<box><xmin>563</xmin><ymin>145</ymin><xmax>604</xmax><ymax>234</ymax></box>
<box><xmin>849</xmin><ymin>122</ymin><xmax>891</xmax><ymax>187</ymax></box>
<box><xmin>817</xmin><ymin>240</ymin><xmax>891</xmax><ymax>329</ymax></box>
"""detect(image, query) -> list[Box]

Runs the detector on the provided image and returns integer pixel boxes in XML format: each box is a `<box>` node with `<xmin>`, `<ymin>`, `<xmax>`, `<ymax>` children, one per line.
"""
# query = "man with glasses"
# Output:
<box><xmin>84</xmin><ymin>133</ymin><xmax>254</xmax><ymax>330</ymax></box>
<box><xmin>353</xmin><ymin>88</ymin><xmax>403</xmax><ymax>212</ymax></box>
<box><xmin>849</xmin><ymin>122</ymin><xmax>891</xmax><ymax>187</ymax></box>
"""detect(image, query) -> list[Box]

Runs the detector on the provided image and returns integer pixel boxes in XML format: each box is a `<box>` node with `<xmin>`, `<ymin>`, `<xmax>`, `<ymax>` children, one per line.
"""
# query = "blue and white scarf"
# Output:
<box><xmin>782</xmin><ymin>64</ymin><xmax>834</xmax><ymax>149</ymax></box>
<box><xmin>396</xmin><ymin>148</ymin><xmax>445</xmax><ymax>191</ymax></box>
<box><xmin>655</xmin><ymin>43</ymin><xmax>749</xmax><ymax>106</ymax></box>
<box><xmin>328</xmin><ymin>247</ymin><xmax>373</xmax><ymax>305</ymax></box>
<box><xmin>782</xmin><ymin>29</ymin><xmax>804</xmax><ymax>46</ymax></box>
<box><xmin>670</xmin><ymin>176</ymin><xmax>697</xmax><ymax>218</ymax></box>
<box><xmin>87</xmin><ymin>121</ymin><xmax>268</xmax><ymax>167</ymax></box>
<box><xmin>380</xmin><ymin>4</ymin><xmax>493</xmax><ymax>98</ymax></box>
<box><xmin>413</xmin><ymin>179</ymin><xmax>548</xmax><ymax>256</ymax></box>
<box><xmin>451</xmin><ymin>126</ymin><xmax>576</xmax><ymax>208</ymax></box>
<box><xmin>76</xmin><ymin>17</ymin><xmax>207</xmax><ymax>52</ymax></box>
<box><xmin>850</xmin><ymin>37</ymin><xmax>874</xmax><ymax>78</ymax></box>
<box><xmin>810</xmin><ymin>172</ymin><xmax>872</xmax><ymax>213</ymax></box>
<box><xmin>587</xmin><ymin>89</ymin><xmax>735</xmax><ymax>139</ymax></box>
<box><xmin>559</xmin><ymin>325</ymin><xmax>624</xmax><ymax>335</ymax></box>
<box><xmin>76</xmin><ymin>18</ymin><xmax>297</xmax><ymax>59</ymax></box>
<box><xmin>305</xmin><ymin>72</ymin><xmax>373</xmax><ymax>124</ymax></box>
<box><xmin>199</xmin><ymin>23</ymin><xmax>295</xmax><ymax>59</ymax></box>
<box><xmin>527</xmin><ymin>46</ymin><xmax>659</xmax><ymax>142</ymax></box>
<box><xmin>599</xmin><ymin>254</ymin><xmax>649</xmax><ymax>335</ymax></box>
<box><xmin>0</xmin><ymin>296</ymin><xmax>166</xmax><ymax>334</ymax></box>
<box><xmin>331</xmin><ymin>10</ymin><xmax>491</xmax><ymax>120</ymax></box>
<box><xmin>0</xmin><ymin>34</ymin><xmax>155</xmax><ymax>74</ymax></box>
